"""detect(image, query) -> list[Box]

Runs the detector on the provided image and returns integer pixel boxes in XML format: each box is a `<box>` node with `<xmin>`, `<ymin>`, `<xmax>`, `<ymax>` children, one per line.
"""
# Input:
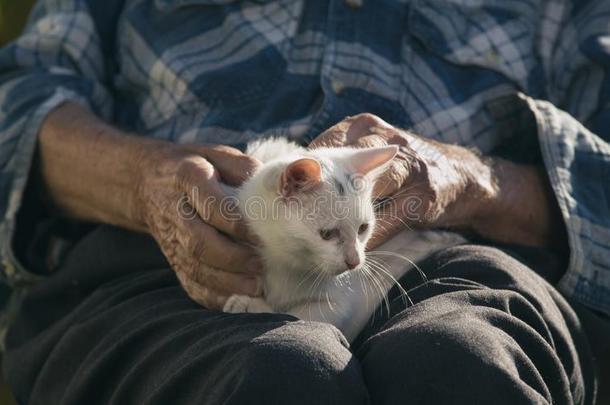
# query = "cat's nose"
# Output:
<box><xmin>345</xmin><ymin>257</ymin><xmax>360</xmax><ymax>270</ymax></box>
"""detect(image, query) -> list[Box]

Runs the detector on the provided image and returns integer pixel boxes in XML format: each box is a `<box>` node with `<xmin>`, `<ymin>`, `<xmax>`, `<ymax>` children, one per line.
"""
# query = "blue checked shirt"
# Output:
<box><xmin>0</xmin><ymin>0</ymin><xmax>609</xmax><ymax>320</ymax></box>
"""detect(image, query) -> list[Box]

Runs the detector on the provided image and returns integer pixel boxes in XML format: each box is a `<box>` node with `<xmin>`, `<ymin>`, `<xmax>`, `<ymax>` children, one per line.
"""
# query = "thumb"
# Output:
<box><xmin>189</xmin><ymin>144</ymin><xmax>261</xmax><ymax>186</ymax></box>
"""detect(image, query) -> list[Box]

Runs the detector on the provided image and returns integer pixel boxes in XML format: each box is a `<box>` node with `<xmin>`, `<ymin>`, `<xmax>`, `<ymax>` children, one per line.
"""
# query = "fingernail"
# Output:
<box><xmin>245</xmin><ymin>276</ymin><xmax>263</xmax><ymax>297</ymax></box>
<box><xmin>217</xmin><ymin>295</ymin><xmax>228</xmax><ymax>309</ymax></box>
<box><xmin>254</xmin><ymin>277</ymin><xmax>264</xmax><ymax>296</ymax></box>
<box><xmin>247</xmin><ymin>257</ymin><xmax>264</xmax><ymax>274</ymax></box>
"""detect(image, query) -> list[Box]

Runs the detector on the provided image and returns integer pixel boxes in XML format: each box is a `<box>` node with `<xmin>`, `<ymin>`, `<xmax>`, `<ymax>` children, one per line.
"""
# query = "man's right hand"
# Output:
<box><xmin>39</xmin><ymin>102</ymin><xmax>263</xmax><ymax>310</ymax></box>
<box><xmin>133</xmin><ymin>143</ymin><xmax>264</xmax><ymax>309</ymax></box>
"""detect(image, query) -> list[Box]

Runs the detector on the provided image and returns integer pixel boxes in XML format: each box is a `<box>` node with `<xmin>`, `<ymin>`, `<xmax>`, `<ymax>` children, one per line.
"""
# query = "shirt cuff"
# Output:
<box><xmin>0</xmin><ymin>89</ymin><xmax>91</xmax><ymax>286</ymax></box>
<box><xmin>525</xmin><ymin>94</ymin><xmax>610</xmax><ymax>315</ymax></box>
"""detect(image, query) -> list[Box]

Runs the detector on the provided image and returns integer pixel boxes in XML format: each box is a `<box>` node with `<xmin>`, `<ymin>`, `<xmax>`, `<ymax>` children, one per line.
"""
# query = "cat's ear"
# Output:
<box><xmin>346</xmin><ymin>146</ymin><xmax>398</xmax><ymax>177</ymax></box>
<box><xmin>279</xmin><ymin>158</ymin><xmax>322</xmax><ymax>197</ymax></box>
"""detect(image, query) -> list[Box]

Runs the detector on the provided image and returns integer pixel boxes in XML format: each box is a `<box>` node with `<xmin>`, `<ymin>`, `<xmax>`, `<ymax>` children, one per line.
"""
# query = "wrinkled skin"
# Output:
<box><xmin>134</xmin><ymin>143</ymin><xmax>264</xmax><ymax>309</ymax></box>
<box><xmin>311</xmin><ymin>113</ymin><xmax>497</xmax><ymax>249</ymax></box>
<box><xmin>39</xmin><ymin>103</ymin><xmax>562</xmax><ymax>311</ymax></box>
<box><xmin>134</xmin><ymin>114</ymin><xmax>559</xmax><ymax>308</ymax></box>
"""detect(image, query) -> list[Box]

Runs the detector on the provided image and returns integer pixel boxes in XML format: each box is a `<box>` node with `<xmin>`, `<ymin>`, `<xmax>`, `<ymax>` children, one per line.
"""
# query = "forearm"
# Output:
<box><xmin>38</xmin><ymin>102</ymin><xmax>150</xmax><ymax>231</ymax></box>
<box><xmin>417</xmin><ymin>139</ymin><xmax>566</xmax><ymax>249</ymax></box>
<box><xmin>471</xmin><ymin>158</ymin><xmax>567</xmax><ymax>250</ymax></box>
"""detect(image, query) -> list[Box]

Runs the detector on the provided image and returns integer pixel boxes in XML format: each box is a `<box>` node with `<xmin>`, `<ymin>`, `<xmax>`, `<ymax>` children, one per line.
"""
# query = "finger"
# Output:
<box><xmin>367</xmin><ymin>208</ymin><xmax>410</xmax><ymax>249</ymax></box>
<box><xmin>175</xmin><ymin>270</ymin><xmax>228</xmax><ymax>310</ymax></box>
<box><xmin>351</xmin><ymin>134</ymin><xmax>389</xmax><ymax>149</ymax></box>
<box><xmin>175</xmin><ymin>213</ymin><xmax>263</xmax><ymax>274</ymax></box>
<box><xmin>343</xmin><ymin>113</ymin><xmax>393</xmax><ymax>144</ymax></box>
<box><xmin>175</xmin><ymin>251</ymin><xmax>263</xmax><ymax>298</ymax></box>
<box><xmin>201</xmin><ymin>144</ymin><xmax>261</xmax><ymax>185</ymax></box>
<box><xmin>310</xmin><ymin>120</ymin><xmax>351</xmax><ymax>148</ymax></box>
<box><xmin>175</xmin><ymin>159</ymin><xmax>251</xmax><ymax>241</ymax></box>
<box><xmin>368</xmin><ymin>192</ymin><xmax>430</xmax><ymax>248</ymax></box>
<box><xmin>310</xmin><ymin>113</ymin><xmax>391</xmax><ymax>148</ymax></box>
<box><xmin>191</xmin><ymin>264</ymin><xmax>263</xmax><ymax>298</ymax></box>
<box><xmin>368</xmin><ymin>126</ymin><xmax>411</xmax><ymax>146</ymax></box>
<box><xmin>372</xmin><ymin>145</ymin><xmax>421</xmax><ymax>198</ymax></box>
<box><xmin>372</xmin><ymin>162</ymin><xmax>407</xmax><ymax>198</ymax></box>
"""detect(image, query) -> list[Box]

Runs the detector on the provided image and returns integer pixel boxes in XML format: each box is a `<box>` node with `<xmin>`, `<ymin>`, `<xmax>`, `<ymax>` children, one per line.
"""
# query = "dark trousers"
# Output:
<box><xmin>3</xmin><ymin>226</ymin><xmax>598</xmax><ymax>404</ymax></box>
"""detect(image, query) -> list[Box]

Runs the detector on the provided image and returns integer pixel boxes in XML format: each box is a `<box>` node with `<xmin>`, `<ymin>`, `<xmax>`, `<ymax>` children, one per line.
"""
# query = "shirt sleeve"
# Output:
<box><xmin>0</xmin><ymin>0</ymin><xmax>117</xmax><ymax>284</ymax></box>
<box><xmin>532</xmin><ymin>0</ymin><xmax>610</xmax><ymax>315</ymax></box>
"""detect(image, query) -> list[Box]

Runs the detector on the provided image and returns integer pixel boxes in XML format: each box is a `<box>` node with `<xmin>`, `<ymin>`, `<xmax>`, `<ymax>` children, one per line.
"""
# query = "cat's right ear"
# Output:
<box><xmin>279</xmin><ymin>158</ymin><xmax>322</xmax><ymax>197</ymax></box>
<box><xmin>346</xmin><ymin>145</ymin><xmax>398</xmax><ymax>178</ymax></box>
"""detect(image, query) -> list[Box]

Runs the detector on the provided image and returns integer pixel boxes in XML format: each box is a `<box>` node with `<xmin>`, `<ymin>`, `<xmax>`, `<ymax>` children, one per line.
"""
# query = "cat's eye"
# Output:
<box><xmin>319</xmin><ymin>229</ymin><xmax>338</xmax><ymax>241</ymax></box>
<box><xmin>358</xmin><ymin>223</ymin><xmax>369</xmax><ymax>235</ymax></box>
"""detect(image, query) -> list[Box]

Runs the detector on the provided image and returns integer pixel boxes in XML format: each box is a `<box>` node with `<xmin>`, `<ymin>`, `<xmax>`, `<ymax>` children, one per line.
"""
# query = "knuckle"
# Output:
<box><xmin>358</xmin><ymin>135</ymin><xmax>387</xmax><ymax>148</ymax></box>
<box><xmin>200</xmin><ymin>267</ymin><xmax>222</xmax><ymax>289</ymax></box>
<box><xmin>176</xmin><ymin>158</ymin><xmax>212</xmax><ymax>189</ymax></box>
<box><xmin>191</xmin><ymin>266</ymin><xmax>206</xmax><ymax>286</ymax></box>
<box><xmin>352</xmin><ymin>113</ymin><xmax>386</xmax><ymax>128</ymax></box>
<box><xmin>225</xmin><ymin>248</ymin><xmax>248</xmax><ymax>272</ymax></box>
<box><xmin>213</xmin><ymin>208</ymin><xmax>240</xmax><ymax>237</ymax></box>
<box><xmin>352</xmin><ymin>112</ymin><xmax>379</xmax><ymax>122</ymax></box>
<box><xmin>175</xmin><ymin>159</ymin><xmax>197</xmax><ymax>182</ymax></box>
<box><xmin>240</xmin><ymin>155</ymin><xmax>261</xmax><ymax>174</ymax></box>
<box><xmin>385</xmin><ymin>166</ymin><xmax>405</xmax><ymax>191</ymax></box>
<box><xmin>209</xmin><ymin>144</ymin><xmax>239</xmax><ymax>155</ymax></box>
<box><xmin>191</xmin><ymin>237</ymin><xmax>206</xmax><ymax>257</ymax></box>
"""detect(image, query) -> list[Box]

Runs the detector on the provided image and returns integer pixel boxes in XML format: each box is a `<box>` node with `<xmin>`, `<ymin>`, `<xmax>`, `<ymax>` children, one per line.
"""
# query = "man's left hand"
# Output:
<box><xmin>311</xmin><ymin>113</ymin><xmax>563</xmax><ymax>250</ymax></box>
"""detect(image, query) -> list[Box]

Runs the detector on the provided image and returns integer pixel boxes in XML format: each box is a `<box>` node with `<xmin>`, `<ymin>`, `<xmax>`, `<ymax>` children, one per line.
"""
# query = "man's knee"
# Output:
<box><xmin>423</xmin><ymin>244</ymin><xmax>549</xmax><ymax>294</ymax></box>
<box><xmin>359</xmin><ymin>290</ymin><xmax>571</xmax><ymax>404</ymax></box>
<box><xmin>227</xmin><ymin>321</ymin><xmax>368</xmax><ymax>405</ymax></box>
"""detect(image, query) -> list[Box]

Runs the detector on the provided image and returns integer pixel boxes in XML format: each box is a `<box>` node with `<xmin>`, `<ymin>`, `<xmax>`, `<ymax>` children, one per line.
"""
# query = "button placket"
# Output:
<box><xmin>345</xmin><ymin>0</ymin><xmax>363</xmax><ymax>9</ymax></box>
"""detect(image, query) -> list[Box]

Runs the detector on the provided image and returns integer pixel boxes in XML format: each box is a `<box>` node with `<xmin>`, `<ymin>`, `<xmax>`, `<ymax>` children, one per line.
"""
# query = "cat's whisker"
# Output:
<box><xmin>367</xmin><ymin>250</ymin><xmax>428</xmax><ymax>283</ymax></box>
<box><xmin>367</xmin><ymin>266</ymin><xmax>389</xmax><ymax>315</ymax></box>
<box><xmin>360</xmin><ymin>266</ymin><xmax>378</xmax><ymax>323</ymax></box>
<box><xmin>317</xmin><ymin>280</ymin><xmax>328</xmax><ymax>322</ymax></box>
<box><xmin>305</xmin><ymin>267</ymin><xmax>327</xmax><ymax>320</ymax></box>
<box><xmin>362</xmin><ymin>264</ymin><xmax>389</xmax><ymax>318</ymax></box>
<box><xmin>325</xmin><ymin>290</ymin><xmax>337</xmax><ymax>315</ymax></box>
<box><xmin>372</xmin><ymin>220</ymin><xmax>390</xmax><ymax>233</ymax></box>
<box><xmin>372</xmin><ymin>181</ymin><xmax>429</xmax><ymax>208</ymax></box>
<box><xmin>308</xmin><ymin>274</ymin><xmax>322</xmax><ymax>321</ymax></box>
<box><xmin>374</xmin><ymin>174</ymin><xmax>428</xmax><ymax>204</ymax></box>
<box><xmin>233</xmin><ymin>136</ymin><xmax>441</xmax><ymax>341</ymax></box>
<box><xmin>357</xmin><ymin>266</ymin><xmax>371</xmax><ymax>314</ymax></box>
<box><xmin>295</xmin><ymin>263</ymin><xmax>323</xmax><ymax>291</ymax></box>
<box><xmin>365</xmin><ymin>256</ymin><xmax>413</xmax><ymax>308</ymax></box>
<box><xmin>375</xmin><ymin>213</ymin><xmax>413</xmax><ymax>232</ymax></box>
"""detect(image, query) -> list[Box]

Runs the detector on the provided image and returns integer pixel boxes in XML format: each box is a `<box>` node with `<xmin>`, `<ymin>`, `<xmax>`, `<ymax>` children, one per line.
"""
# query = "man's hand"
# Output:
<box><xmin>311</xmin><ymin>114</ymin><xmax>565</xmax><ymax>250</ymax></box>
<box><xmin>133</xmin><ymin>143</ymin><xmax>264</xmax><ymax>309</ymax></box>
<box><xmin>39</xmin><ymin>102</ymin><xmax>263</xmax><ymax>309</ymax></box>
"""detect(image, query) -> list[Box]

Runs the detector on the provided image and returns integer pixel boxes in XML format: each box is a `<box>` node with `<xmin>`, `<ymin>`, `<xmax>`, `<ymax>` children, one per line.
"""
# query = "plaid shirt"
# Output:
<box><xmin>0</xmin><ymin>0</ymin><xmax>609</xmax><ymax>323</ymax></box>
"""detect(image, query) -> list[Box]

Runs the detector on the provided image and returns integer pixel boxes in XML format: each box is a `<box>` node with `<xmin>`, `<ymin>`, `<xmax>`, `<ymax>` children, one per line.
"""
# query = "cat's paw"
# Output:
<box><xmin>223</xmin><ymin>295</ymin><xmax>252</xmax><ymax>313</ymax></box>
<box><xmin>223</xmin><ymin>295</ymin><xmax>273</xmax><ymax>314</ymax></box>
<box><xmin>420</xmin><ymin>230</ymin><xmax>467</xmax><ymax>248</ymax></box>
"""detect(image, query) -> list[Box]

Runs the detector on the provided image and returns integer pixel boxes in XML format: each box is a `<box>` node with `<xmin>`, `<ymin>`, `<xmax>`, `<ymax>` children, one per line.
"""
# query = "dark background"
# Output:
<box><xmin>0</xmin><ymin>3</ymin><xmax>35</xmax><ymax>404</ymax></box>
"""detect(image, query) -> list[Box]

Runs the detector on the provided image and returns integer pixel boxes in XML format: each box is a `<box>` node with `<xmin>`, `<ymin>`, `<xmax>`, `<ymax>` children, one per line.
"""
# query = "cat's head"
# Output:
<box><xmin>243</xmin><ymin>145</ymin><xmax>397</xmax><ymax>277</ymax></box>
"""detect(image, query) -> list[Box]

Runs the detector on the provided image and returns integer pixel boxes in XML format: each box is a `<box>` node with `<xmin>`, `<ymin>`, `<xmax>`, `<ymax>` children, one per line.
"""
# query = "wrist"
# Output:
<box><xmin>414</xmin><ymin>139</ymin><xmax>497</xmax><ymax>226</ymax></box>
<box><xmin>470</xmin><ymin>158</ymin><xmax>565</xmax><ymax>248</ymax></box>
<box><xmin>130</xmin><ymin>137</ymin><xmax>183</xmax><ymax>231</ymax></box>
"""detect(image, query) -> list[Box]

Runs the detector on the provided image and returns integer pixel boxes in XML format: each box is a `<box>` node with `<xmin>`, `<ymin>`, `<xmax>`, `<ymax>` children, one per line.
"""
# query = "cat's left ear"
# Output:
<box><xmin>279</xmin><ymin>158</ymin><xmax>322</xmax><ymax>197</ymax></box>
<box><xmin>346</xmin><ymin>145</ymin><xmax>398</xmax><ymax>177</ymax></box>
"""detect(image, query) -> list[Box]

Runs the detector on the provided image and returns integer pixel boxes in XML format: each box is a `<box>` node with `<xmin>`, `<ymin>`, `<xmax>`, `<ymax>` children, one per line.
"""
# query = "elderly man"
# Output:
<box><xmin>0</xmin><ymin>0</ymin><xmax>608</xmax><ymax>404</ymax></box>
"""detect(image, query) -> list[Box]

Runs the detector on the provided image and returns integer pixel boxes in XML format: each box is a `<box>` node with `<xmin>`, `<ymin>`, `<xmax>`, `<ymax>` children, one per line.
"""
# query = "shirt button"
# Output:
<box><xmin>485</xmin><ymin>49</ymin><xmax>500</xmax><ymax>65</ymax></box>
<box><xmin>331</xmin><ymin>80</ymin><xmax>346</xmax><ymax>95</ymax></box>
<box><xmin>345</xmin><ymin>0</ymin><xmax>363</xmax><ymax>9</ymax></box>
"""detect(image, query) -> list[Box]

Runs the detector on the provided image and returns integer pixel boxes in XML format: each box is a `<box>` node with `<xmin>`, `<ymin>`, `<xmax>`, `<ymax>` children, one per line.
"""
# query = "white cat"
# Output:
<box><xmin>223</xmin><ymin>138</ymin><xmax>465</xmax><ymax>342</ymax></box>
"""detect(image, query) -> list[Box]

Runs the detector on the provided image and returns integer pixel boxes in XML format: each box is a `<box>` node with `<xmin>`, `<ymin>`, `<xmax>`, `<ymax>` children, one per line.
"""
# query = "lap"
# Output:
<box><xmin>354</xmin><ymin>245</ymin><xmax>596</xmax><ymax>405</ymax></box>
<box><xmin>4</xmin><ymin>227</ymin><xmax>366</xmax><ymax>405</ymax></box>
<box><xmin>3</xmin><ymin>227</ymin><xmax>596</xmax><ymax>405</ymax></box>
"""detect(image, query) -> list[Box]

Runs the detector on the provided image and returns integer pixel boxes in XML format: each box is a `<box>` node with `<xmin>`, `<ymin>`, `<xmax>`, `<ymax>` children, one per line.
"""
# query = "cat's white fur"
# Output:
<box><xmin>223</xmin><ymin>138</ymin><xmax>465</xmax><ymax>341</ymax></box>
